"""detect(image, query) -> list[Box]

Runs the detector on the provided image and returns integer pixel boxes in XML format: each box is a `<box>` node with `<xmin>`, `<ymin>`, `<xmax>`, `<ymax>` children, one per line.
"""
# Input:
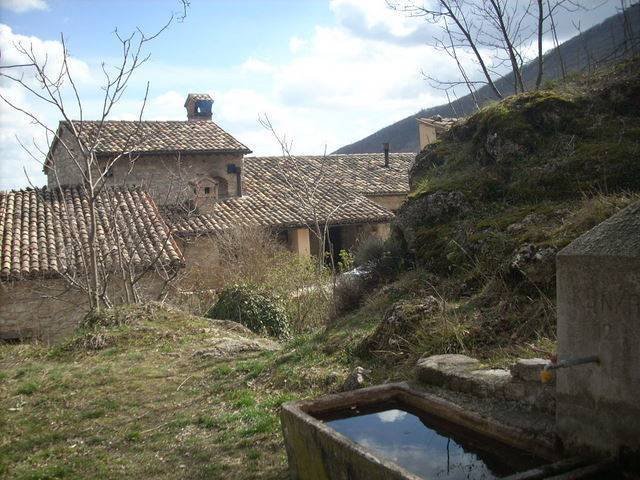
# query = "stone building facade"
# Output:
<box><xmin>0</xmin><ymin>187</ymin><xmax>183</xmax><ymax>342</ymax></box>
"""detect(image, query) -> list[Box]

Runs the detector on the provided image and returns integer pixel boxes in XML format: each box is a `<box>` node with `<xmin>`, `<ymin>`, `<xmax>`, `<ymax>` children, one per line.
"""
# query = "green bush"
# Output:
<box><xmin>206</xmin><ymin>285</ymin><xmax>289</xmax><ymax>338</ymax></box>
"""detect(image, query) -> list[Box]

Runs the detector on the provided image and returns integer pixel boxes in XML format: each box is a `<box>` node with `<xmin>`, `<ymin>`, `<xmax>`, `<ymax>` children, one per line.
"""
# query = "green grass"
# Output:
<box><xmin>0</xmin><ymin>303</ymin><xmax>387</xmax><ymax>480</ymax></box>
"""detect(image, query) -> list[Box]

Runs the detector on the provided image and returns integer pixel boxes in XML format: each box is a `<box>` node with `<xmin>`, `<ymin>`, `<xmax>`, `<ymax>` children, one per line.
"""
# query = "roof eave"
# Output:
<box><xmin>95</xmin><ymin>147</ymin><xmax>252</xmax><ymax>157</ymax></box>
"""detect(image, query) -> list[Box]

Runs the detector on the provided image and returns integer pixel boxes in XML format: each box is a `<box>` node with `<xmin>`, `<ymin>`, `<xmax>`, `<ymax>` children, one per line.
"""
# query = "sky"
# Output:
<box><xmin>0</xmin><ymin>0</ymin><xmax>626</xmax><ymax>189</ymax></box>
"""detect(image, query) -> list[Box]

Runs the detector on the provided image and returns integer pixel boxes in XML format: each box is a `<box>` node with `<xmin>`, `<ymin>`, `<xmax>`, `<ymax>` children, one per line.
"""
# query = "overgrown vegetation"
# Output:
<box><xmin>179</xmin><ymin>226</ymin><xmax>331</xmax><ymax>333</ymax></box>
<box><xmin>389</xmin><ymin>57</ymin><xmax>640</xmax><ymax>364</ymax></box>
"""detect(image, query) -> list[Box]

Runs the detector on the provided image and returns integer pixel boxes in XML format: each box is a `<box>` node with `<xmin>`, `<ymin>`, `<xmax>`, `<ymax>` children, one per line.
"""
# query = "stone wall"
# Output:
<box><xmin>102</xmin><ymin>152</ymin><xmax>243</xmax><ymax>205</ymax></box>
<box><xmin>47</xmin><ymin>129</ymin><xmax>243</xmax><ymax>206</ymax></box>
<box><xmin>418</xmin><ymin>122</ymin><xmax>437</xmax><ymax>150</ymax></box>
<box><xmin>366</xmin><ymin>194</ymin><xmax>406</xmax><ymax>212</ymax></box>
<box><xmin>0</xmin><ymin>278</ymin><xmax>87</xmax><ymax>342</ymax></box>
<box><xmin>176</xmin><ymin>236</ymin><xmax>221</xmax><ymax>289</ymax></box>
<box><xmin>46</xmin><ymin>129</ymin><xmax>86</xmax><ymax>187</ymax></box>
<box><xmin>0</xmin><ymin>274</ymin><xmax>168</xmax><ymax>343</ymax></box>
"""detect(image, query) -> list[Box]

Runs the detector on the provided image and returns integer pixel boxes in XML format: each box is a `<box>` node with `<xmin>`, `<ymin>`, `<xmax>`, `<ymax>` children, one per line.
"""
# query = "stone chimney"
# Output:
<box><xmin>185</xmin><ymin>93</ymin><xmax>213</xmax><ymax>121</ymax></box>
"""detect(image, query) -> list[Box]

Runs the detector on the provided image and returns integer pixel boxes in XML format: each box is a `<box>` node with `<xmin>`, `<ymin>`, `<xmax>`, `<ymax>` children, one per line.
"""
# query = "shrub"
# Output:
<box><xmin>206</xmin><ymin>285</ymin><xmax>290</xmax><ymax>338</ymax></box>
<box><xmin>373</xmin><ymin>236</ymin><xmax>405</xmax><ymax>279</ymax></box>
<box><xmin>354</xmin><ymin>236</ymin><xmax>406</xmax><ymax>279</ymax></box>
<box><xmin>179</xmin><ymin>226</ymin><xmax>332</xmax><ymax>333</ymax></box>
<box><xmin>332</xmin><ymin>274</ymin><xmax>368</xmax><ymax>318</ymax></box>
<box><xmin>354</xmin><ymin>236</ymin><xmax>385</xmax><ymax>267</ymax></box>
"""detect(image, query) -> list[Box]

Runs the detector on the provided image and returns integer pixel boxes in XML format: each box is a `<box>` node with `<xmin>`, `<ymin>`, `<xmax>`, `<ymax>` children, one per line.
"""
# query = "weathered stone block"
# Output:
<box><xmin>415</xmin><ymin>354</ymin><xmax>480</xmax><ymax>387</ymax></box>
<box><xmin>511</xmin><ymin>358</ymin><xmax>552</xmax><ymax>384</ymax></box>
<box><xmin>556</xmin><ymin>201</ymin><xmax>640</xmax><ymax>455</ymax></box>
<box><xmin>417</xmin><ymin>354</ymin><xmax>556</xmax><ymax>413</ymax></box>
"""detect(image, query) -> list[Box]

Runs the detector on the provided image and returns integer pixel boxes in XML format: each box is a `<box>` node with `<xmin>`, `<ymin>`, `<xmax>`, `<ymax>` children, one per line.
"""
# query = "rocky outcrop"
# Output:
<box><xmin>341</xmin><ymin>366</ymin><xmax>370</xmax><ymax>391</ymax></box>
<box><xmin>511</xmin><ymin>244</ymin><xmax>558</xmax><ymax>284</ymax></box>
<box><xmin>395</xmin><ymin>190</ymin><xmax>470</xmax><ymax>248</ymax></box>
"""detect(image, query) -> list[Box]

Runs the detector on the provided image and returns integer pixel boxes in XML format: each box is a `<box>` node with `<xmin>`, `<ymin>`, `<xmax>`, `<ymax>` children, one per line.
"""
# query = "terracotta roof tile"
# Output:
<box><xmin>0</xmin><ymin>186</ymin><xmax>183</xmax><ymax>281</ymax></box>
<box><xmin>164</xmin><ymin>155</ymin><xmax>396</xmax><ymax>236</ymax></box>
<box><xmin>51</xmin><ymin>120</ymin><xmax>251</xmax><ymax>157</ymax></box>
<box><xmin>251</xmin><ymin>153</ymin><xmax>414</xmax><ymax>196</ymax></box>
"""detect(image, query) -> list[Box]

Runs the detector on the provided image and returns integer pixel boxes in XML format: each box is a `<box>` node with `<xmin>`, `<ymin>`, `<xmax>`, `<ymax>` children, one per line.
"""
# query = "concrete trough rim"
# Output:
<box><xmin>285</xmin><ymin>382</ymin><xmax>559</xmax><ymax>460</ymax></box>
<box><xmin>281</xmin><ymin>382</ymin><xmax>601</xmax><ymax>479</ymax></box>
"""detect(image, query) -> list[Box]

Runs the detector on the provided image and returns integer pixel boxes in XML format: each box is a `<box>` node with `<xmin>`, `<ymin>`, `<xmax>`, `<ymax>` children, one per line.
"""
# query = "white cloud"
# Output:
<box><xmin>0</xmin><ymin>24</ymin><xmax>94</xmax><ymax>189</ymax></box>
<box><xmin>240</xmin><ymin>57</ymin><xmax>275</xmax><ymax>75</ymax></box>
<box><xmin>376</xmin><ymin>409</ymin><xmax>408</xmax><ymax>423</ymax></box>
<box><xmin>330</xmin><ymin>0</ymin><xmax>439</xmax><ymax>45</ymax></box>
<box><xmin>289</xmin><ymin>36</ymin><xmax>306</xmax><ymax>54</ymax></box>
<box><xmin>0</xmin><ymin>24</ymin><xmax>92</xmax><ymax>84</ymax></box>
<box><xmin>1</xmin><ymin>0</ymin><xmax>47</xmax><ymax>13</ymax></box>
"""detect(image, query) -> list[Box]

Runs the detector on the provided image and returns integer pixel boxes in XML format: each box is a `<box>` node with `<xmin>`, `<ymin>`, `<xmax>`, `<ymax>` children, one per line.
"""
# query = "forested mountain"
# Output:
<box><xmin>335</xmin><ymin>4</ymin><xmax>640</xmax><ymax>154</ymax></box>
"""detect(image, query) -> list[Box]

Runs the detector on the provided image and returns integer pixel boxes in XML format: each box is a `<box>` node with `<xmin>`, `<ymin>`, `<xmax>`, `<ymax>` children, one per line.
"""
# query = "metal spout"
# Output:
<box><xmin>541</xmin><ymin>355</ymin><xmax>599</xmax><ymax>383</ymax></box>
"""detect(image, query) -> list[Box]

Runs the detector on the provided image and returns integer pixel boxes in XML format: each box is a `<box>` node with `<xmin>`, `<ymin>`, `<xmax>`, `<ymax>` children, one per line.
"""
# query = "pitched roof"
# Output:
<box><xmin>164</xmin><ymin>156</ymin><xmax>395</xmax><ymax>236</ymax></box>
<box><xmin>0</xmin><ymin>186</ymin><xmax>183</xmax><ymax>281</ymax></box>
<box><xmin>251</xmin><ymin>153</ymin><xmax>414</xmax><ymax>196</ymax></box>
<box><xmin>48</xmin><ymin>120</ymin><xmax>251</xmax><ymax>161</ymax></box>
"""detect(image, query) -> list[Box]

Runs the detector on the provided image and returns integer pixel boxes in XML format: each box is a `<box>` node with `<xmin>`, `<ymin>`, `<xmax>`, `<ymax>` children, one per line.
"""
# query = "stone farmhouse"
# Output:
<box><xmin>0</xmin><ymin>186</ymin><xmax>183</xmax><ymax>340</ymax></box>
<box><xmin>417</xmin><ymin>116</ymin><xmax>457</xmax><ymax>151</ymax></box>
<box><xmin>1</xmin><ymin>93</ymin><xmax>451</xmax><ymax>341</ymax></box>
<box><xmin>44</xmin><ymin>93</ymin><xmax>416</xmax><ymax>259</ymax></box>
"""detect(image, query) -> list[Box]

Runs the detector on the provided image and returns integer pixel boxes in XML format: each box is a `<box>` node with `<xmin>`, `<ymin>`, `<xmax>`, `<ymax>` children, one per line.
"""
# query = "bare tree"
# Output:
<box><xmin>0</xmin><ymin>2</ymin><xmax>189</xmax><ymax>311</ymax></box>
<box><xmin>390</xmin><ymin>0</ymin><xmax>504</xmax><ymax>99</ymax></box>
<box><xmin>389</xmin><ymin>0</ymin><xmax>598</xmax><ymax>104</ymax></box>
<box><xmin>258</xmin><ymin>115</ymin><xmax>363</xmax><ymax>273</ymax></box>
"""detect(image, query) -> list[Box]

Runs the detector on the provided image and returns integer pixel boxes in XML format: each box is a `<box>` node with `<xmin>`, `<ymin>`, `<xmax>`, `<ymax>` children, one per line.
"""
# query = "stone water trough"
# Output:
<box><xmin>281</xmin><ymin>382</ymin><xmax>600</xmax><ymax>480</ymax></box>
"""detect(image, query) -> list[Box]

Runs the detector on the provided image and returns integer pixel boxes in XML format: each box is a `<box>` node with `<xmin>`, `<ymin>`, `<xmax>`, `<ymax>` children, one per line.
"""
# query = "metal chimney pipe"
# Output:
<box><xmin>236</xmin><ymin>167</ymin><xmax>243</xmax><ymax>197</ymax></box>
<box><xmin>383</xmin><ymin>142</ymin><xmax>390</xmax><ymax>167</ymax></box>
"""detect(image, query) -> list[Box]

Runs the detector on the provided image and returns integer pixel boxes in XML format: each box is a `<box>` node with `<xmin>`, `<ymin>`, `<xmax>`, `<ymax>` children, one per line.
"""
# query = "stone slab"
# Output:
<box><xmin>416</xmin><ymin>354</ymin><xmax>555</xmax><ymax>413</ymax></box>
<box><xmin>511</xmin><ymin>358</ymin><xmax>552</xmax><ymax>383</ymax></box>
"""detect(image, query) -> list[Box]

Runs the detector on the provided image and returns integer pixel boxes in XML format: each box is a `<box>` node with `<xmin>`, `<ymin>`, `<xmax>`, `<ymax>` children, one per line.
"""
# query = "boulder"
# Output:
<box><xmin>341</xmin><ymin>367</ymin><xmax>370</xmax><ymax>391</ymax></box>
<box><xmin>395</xmin><ymin>190</ymin><xmax>470</xmax><ymax>247</ymax></box>
<box><xmin>511</xmin><ymin>243</ymin><xmax>557</xmax><ymax>284</ymax></box>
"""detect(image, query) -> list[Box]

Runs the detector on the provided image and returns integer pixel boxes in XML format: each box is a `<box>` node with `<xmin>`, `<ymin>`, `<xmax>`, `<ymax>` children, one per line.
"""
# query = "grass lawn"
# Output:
<box><xmin>0</xmin><ymin>300</ymin><xmax>389</xmax><ymax>480</ymax></box>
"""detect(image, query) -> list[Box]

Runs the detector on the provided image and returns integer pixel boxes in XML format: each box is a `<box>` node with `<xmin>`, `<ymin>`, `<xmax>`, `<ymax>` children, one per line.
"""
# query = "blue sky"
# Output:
<box><xmin>0</xmin><ymin>0</ymin><xmax>624</xmax><ymax>189</ymax></box>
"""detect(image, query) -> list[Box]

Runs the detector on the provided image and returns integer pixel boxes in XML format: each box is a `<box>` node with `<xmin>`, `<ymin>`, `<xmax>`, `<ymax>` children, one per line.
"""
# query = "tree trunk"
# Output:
<box><xmin>440</xmin><ymin>0</ymin><xmax>503</xmax><ymax>99</ymax></box>
<box><xmin>535</xmin><ymin>0</ymin><xmax>544</xmax><ymax>89</ymax></box>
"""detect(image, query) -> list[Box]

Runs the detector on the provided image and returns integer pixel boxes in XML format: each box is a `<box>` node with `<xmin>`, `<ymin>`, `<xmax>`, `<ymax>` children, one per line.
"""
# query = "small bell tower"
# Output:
<box><xmin>185</xmin><ymin>93</ymin><xmax>213</xmax><ymax>121</ymax></box>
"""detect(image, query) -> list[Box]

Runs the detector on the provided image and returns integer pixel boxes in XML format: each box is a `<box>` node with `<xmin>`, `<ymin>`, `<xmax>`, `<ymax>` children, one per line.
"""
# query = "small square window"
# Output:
<box><xmin>204</xmin><ymin>187</ymin><xmax>211</xmax><ymax>195</ymax></box>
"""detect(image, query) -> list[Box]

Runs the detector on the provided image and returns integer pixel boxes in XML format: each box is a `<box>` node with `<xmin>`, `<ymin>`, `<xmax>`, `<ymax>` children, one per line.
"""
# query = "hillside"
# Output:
<box><xmin>335</xmin><ymin>4</ymin><xmax>640</xmax><ymax>154</ymax></box>
<box><xmin>370</xmin><ymin>56</ymin><xmax>640</xmax><ymax>363</ymax></box>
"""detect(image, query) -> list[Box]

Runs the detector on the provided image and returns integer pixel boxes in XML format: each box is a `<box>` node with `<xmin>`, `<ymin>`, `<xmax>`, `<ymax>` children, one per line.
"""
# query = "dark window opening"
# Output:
<box><xmin>204</xmin><ymin>187</ymin><xmax>211</xmax><ymax>195</ymax></box>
